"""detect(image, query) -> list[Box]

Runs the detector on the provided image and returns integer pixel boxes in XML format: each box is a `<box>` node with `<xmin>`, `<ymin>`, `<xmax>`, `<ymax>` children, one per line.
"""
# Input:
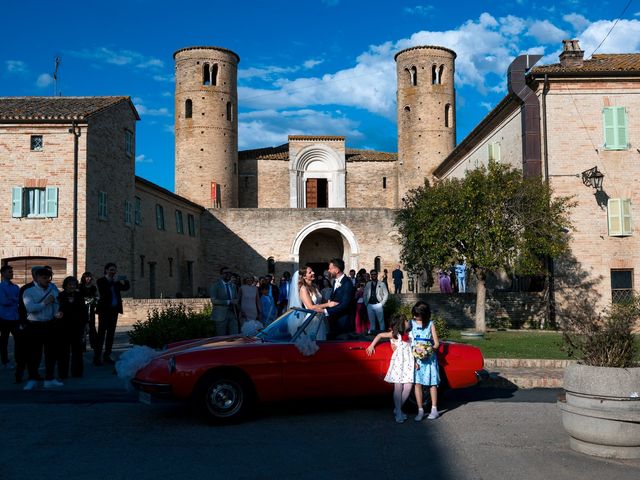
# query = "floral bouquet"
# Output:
<box><xmin>412</xmin><ymin>341</ymin><xmax>433</xmax><ymax>360</ymax></box>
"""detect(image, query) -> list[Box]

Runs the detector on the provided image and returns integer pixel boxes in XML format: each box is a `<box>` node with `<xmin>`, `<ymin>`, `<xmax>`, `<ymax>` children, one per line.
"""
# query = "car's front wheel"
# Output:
<box><xmin>195</xmin><ymin>373</ymin><xmax>252</xmax><ymax>424</ymax></box>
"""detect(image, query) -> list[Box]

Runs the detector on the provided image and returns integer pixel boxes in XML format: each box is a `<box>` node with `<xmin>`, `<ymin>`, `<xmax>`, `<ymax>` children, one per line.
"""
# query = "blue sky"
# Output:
<box><xmin>2</xmin><ymin>0</ymin><xmax>640</xmax><ymax>191</ymax></box>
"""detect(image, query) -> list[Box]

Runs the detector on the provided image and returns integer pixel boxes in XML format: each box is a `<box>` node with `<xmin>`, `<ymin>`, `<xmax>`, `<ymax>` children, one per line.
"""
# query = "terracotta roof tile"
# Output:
<box><xmin>531</xmin><ymin>53</ymin><xmax>640</xmax><ymax>75</ymax></box>
<box><xmin>238</xmin><ymin>144</ymin><xmax>397</xmax><ymax>162</ymax></box>
<box><xmin>0</xmin><ymin>96</ymin><xmax>139</xmax><ymax>121</ymax></box>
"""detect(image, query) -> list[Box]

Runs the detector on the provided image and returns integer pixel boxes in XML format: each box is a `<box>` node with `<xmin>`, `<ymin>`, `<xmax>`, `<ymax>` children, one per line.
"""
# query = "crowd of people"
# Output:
<box><xmin>0</xmin><ymin>262</ymin><xmax>129</xmax><ymax>390</ymax></box>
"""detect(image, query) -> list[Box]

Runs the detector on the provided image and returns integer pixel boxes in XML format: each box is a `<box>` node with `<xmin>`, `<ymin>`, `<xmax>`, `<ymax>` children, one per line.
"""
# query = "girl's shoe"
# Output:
<box><xmin>393</xmin><ymin>409</ymin><xmax>408</xmax><ymax>420</ymax></box>
<box><xmin>414</xmin><ymin>409</ymin><xmax>425</xmax><ymax>422</ymax></box>
<box><xmin>427</xmin><ymin>408</ymin><xmax>439</xmax><ymax>420</ymax></box>
<box><xmin>395</xmin><ymin>415</ymin><xmax>406</xmax><ymax>424</ymax></box>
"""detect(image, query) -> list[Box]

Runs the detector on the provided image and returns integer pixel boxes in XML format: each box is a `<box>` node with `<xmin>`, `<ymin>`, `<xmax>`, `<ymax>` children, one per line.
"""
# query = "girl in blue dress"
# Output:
<box><xmin>409</xmin><ymin>301</ymin><xmax>440</xmax><ymax>421</ymax></box>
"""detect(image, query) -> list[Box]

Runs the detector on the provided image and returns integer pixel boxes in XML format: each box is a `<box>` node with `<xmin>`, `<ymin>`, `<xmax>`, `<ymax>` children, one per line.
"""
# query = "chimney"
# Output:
<box><xmin>559</xmin><ymin>39</ymin><xmax>584</xmax><ymax>68</ymax></box>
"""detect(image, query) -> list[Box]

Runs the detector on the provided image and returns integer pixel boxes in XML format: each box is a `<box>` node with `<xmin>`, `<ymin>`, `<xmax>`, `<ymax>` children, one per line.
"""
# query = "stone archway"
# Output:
<box><xmin>291</xmin><ymin>220</ymin><xmax>360</xmax><ymax>271</ymax></box>
<box><xmin>289</xmin><ymin>145</ymin><xmax>346</xmax><ymax>208</ymax></box>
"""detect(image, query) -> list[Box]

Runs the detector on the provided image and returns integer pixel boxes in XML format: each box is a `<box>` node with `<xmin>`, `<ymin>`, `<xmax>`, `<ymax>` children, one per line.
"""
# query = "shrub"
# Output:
<box><xmin>562</xmin><ymin>296</ymin><xmax>639</xmax><ymax>368</ymax></box>
<box><xmin>128</xmin><ymin>303</ymin><xmax>214</xmax><ymax>349</ymax></box>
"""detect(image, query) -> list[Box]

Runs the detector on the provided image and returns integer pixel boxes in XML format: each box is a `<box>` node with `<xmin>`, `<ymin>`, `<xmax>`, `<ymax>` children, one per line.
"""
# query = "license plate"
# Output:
<box><xmin>139</xmin><ymin>391</ymin><xmax>152</xmax><ymax>405</ymax></box>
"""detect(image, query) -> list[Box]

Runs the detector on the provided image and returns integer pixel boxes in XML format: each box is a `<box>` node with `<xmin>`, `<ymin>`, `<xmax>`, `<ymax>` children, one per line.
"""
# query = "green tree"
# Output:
<box><xmin>396</xmin><ymin>162</ymin><xmax>574</xmax><ymax>332</ymax></box>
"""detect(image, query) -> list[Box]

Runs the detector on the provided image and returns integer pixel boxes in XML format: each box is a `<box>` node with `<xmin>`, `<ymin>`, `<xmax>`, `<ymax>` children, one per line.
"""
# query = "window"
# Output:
<box><xmin>611</xmin><ymin>269</ymin><xmax>633</xmax><ymax>304</ymax></box>
<box><xmin>406</xmin><ymin>66</ymin><xmax>417</xmax><ymax>86</ymax></box>
<box><xmin>187</xmin><ymin>214</ymin><xmax>196</xmax><ymax>236</ymax></box>
<box><xmin>374</xmin><ymin>256</ymin><xmax>381</xmax><ymax>273</ymax></box>
<box><xmin>488</xmin><ymin>142</ymin><xmax>501</xmax><ymax>162</ymax></box>
<box><xmin>175</xmin><ymin>209</ymin><xmax>184</xmax><ymax>234</ymax></box>
<box><xmin>203</xmin><ymin>63</ymin><xmax>210</xmax><ymax>85</ymax></box>
<box><xmin>211</xmin><ymin>64</ymin><xmax>218</xmax><ymax>86</ymax></box>
<box><xmin>125</xmin><ymin>130</ymin><xmax>134</xmax><ymax>156</ymax></box>
<box><xmin>12</xmin><ymin>187</ymin><xmax>58</xmax><ymax>218</ymax></box>
<box><xmin>383</xmin><ymin>177</ymin><xmax>387</xmax><ymax>189</ymax></box>
<box><xmin>603</xmin><ymin>107</ymin><xmax>628</xmax><ymax>150</ymax></box>
<box><xmin>140</xmin><ymin>255</ymin><xmax>145</xmax><ymax>277</ymax></box>
<box><xmin>226</xmin><ymin>101</ymin><xmax>232</xmax><ymax>121</ymax></box>
<box><xmin>445</xmin><ymin>104</ymin><xmax>452</xmax><ymax>128</ymax></box>
<box><xmin>185</xmin><ymin>99</ymin><xmax>192</xmax><ymax>118</ymax></box>
<box><xmin>30</xmin><ymin>135</ymin><xmax>43</xmax><ymax>151</ymax></box>
<box><xmin>187</xmin><ymin>261</ymin><xmax>194</xmax><ymax>287</ymax></box>
<box><xmin>98</xmin><ymin>191</ymin><xmax>108</xmax><ymax>220</ymax></box>
<box><xmin>168</xmin><ymin>257</ymin><xmax>173</xmax><ymax>277</ymax></box>
<box><xmin>124</xmin><ymin>200</ymin><xmax>132</xmax><ymax>225</ymax></box>
<box><xmin>155</xmin><ymin>204</ymin><xmax>165</xmax><ymax>230</ymax></box>
<box><xmin>438</xmin><ymin>64</ymin><xmax>444</xmax><ymax>83</ymax></box>
<box><xmin>134</xmin><ymin>196</ymin><xmax>142</xmax><ymax>225</ymax></box>
<box><xmin>608</xmin><ymin>198</ymin><xmax>632</xmax><ymax>236</ymax></box>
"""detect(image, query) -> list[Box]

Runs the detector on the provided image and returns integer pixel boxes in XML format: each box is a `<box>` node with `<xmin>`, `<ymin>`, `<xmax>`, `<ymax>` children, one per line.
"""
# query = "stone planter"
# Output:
<box><xmin>559</xmin><ymin>363</ymin><xmax>640</xmax><ymax>459</ymax></box>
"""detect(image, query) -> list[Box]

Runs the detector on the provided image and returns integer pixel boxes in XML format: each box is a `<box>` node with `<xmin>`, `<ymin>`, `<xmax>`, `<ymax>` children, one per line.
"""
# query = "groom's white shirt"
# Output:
<box><xmin>333</xmin><ymin>273</ymin><xmax>345</xmax><ymax>291</ymax></box>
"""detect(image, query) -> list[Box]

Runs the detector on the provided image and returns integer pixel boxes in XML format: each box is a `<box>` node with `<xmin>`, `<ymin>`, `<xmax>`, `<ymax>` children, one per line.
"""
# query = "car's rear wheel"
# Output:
<box><xmin>195</xmin><ymin>373</ymin><xmax>252</xmax><ymax>424</ymax></box>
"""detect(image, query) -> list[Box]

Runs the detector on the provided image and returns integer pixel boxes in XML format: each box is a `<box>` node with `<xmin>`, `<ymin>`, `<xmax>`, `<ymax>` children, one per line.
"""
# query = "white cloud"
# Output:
<box><xmin>152</xmin><ymin>73</ymin><xmax>174</xmax><ymax>83</ymax></box>
<box><xmin>526</xmin><ymin>20</ymin><xmax>568</xmax><ymax>44</ymax></box>
<box><xmin>135</xmin><ymin>154</ymin><xmax>153</xmax><ymax>163</ymax></box>
<box><xmin>69</xmin><ymin>47</ymin><xmax>164</xmax><ymax>69</ymax></box>
<box><xmin>134</xmin><ymin>100</ymin><xmax>171</xmax><ymax>117</ymax></box>
<box><xmin>479</xmin><ymin>101</ymin><xmax>493</xmax><ymax>111</ymax></box>
<box><xmin>238</xmin><ymin>109</ymin><xmax>362</xmax><ymax>149</ymax></box>
<box><xmin>239</xmin><ymin>65</ymin><xmax>298</xmax><ymax>80</ymax></box>
<box><xmin>36</xmin><ymin>73</ymin><xmax>53</xmax><ymax>88</ymax></box>
<box><xmin>563</xmin><ymin>13</ymin><xmax>591</xmax><ymax>32</ymax></box>
<box><xmin>403</xmin><ymin>6</ymin><xmax>434</xmax><ymax>17</ymax></box>
<box><xmin>499</xmin><ymin>15</ymin><xmax>526</xmax><ymax>36</ymax></box>
<box><xmin>6</xmin><ymin>60</ymin><xmax>27</xmax><ymax>73</ymax></box>
<box><xmin>577</xmin><ymin>19</ymin><xmax>640</xmax><ymax>56</ymax></box>
<box><xmin>303</xmin><ymin>59</ymin><xmax>324</xmax><ymax>69</ymax></box>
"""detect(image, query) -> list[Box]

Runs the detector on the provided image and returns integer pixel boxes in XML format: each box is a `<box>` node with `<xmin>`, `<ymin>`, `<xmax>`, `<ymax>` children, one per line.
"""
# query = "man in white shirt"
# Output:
<box><xmin>364</xmin><ymin>270</ymin><xmax>389</xmax><ymax>332</ymax></box>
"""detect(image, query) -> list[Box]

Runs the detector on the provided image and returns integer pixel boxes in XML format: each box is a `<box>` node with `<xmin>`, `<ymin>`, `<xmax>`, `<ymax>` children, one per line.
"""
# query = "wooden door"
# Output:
<box><xmin>306</xmin><ymin>179</ymin><xmax>318</xmax><ymax>208</ymax></box>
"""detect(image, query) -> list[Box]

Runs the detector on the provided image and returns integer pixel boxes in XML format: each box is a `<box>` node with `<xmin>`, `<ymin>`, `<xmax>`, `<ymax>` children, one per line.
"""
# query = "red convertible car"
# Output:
<box><xmin>132</xmin><ymin>308</ymin><xmax>484</xmax><ymax>423</ymax></box>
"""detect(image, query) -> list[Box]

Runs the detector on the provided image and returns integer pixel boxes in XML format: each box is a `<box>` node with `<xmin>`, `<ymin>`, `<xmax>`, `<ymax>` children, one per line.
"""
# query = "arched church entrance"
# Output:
<box><xmin>291</xmin><ymin>220</ymin><xmax>360</xmax><ymax>274</ymax></box>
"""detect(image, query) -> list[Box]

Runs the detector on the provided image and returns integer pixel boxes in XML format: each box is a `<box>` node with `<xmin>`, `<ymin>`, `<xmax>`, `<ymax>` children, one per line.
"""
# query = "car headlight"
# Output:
<box><xmin>168</xmin><ymin>355</ymin><xmax>176</xmax><ymax>374</ymax></box>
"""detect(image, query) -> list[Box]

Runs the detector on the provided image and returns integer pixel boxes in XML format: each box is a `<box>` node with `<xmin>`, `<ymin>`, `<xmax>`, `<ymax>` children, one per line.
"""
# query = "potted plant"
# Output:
<box><xmin>559</xmin><ymin>296</ymin><xmax>640</xmax><ymax>459</ymax></box>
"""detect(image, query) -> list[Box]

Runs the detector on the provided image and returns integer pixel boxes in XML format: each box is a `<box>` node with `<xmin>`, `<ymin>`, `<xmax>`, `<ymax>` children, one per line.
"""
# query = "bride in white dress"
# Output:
<box><xmin>287</xmin><ymin>265</ymin><xmax>336</xmax><ymax>343</ymax></box>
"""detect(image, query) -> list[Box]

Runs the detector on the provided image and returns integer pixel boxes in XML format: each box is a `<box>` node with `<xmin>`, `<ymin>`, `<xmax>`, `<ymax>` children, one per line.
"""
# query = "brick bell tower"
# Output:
<box><xmin>395</xmin><ymin>46</ymin><xmax>456</xmax><ymax>201</ymax></box>
<box><xmin>174</xmin><ymin>46</ymin><xmax>239</xmax><ymax>208</ymax></box>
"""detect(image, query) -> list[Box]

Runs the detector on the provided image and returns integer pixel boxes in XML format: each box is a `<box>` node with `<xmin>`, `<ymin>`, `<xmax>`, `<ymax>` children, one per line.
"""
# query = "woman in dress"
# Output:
<box><xmin>288</xmin><ymin>265</ymin><xmax>337</xmax><ymax>340</ymax></box>
<box><xmin>238</xmin><ymin>275</ymin><xmax>260</xmax><ymax>326</ymax></box>
<box><xmin>79</xmin><ymin>272</ymin><xmax>97</xmax><ymax>351</ymax></box>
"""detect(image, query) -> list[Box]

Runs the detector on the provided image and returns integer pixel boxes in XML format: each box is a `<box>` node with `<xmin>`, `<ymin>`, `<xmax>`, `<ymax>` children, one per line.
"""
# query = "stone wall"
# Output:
<box><xmin>118</xmin><ymin>298</ymin><xmax>211</xmax><ymax>328</ymax></box>
<box><xmin>346</xmin><ymin>161</ymin><xmax>398</xmax><ymax>208</ymax></box>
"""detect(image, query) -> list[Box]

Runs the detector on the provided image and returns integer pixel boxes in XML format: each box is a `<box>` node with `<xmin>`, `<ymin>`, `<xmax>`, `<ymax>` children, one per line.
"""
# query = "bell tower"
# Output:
<box><xmin>174</xmin><ymin>46</ymin><xmax>239</xmax><ymax>208</ymax></box>
<box><xmin>395</xmin><ymin>46</ymin><xmax>456</xmax><ymax>200</ymax></box>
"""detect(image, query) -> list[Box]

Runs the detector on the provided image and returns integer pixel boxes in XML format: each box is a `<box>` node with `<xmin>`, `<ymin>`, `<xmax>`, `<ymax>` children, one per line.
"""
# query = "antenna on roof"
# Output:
<box><xmin>53</xmin><ymin>56</ymin><xmax>61</xmax><ymax>96</ymax></box>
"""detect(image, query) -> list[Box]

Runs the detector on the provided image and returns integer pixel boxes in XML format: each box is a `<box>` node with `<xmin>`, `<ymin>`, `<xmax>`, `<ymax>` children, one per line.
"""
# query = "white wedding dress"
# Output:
<box><xmin>286</xmin><ymin>272</ymin><xmax>327</xmax><ymax>355</ymax></box>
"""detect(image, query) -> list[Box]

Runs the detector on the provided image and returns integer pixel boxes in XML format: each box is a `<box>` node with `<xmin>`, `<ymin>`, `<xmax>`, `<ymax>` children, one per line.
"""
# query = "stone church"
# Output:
<box><xmin>1</xmin><ymin>45</ymin><xmax>456</xmax><ymax>297</ymax></box>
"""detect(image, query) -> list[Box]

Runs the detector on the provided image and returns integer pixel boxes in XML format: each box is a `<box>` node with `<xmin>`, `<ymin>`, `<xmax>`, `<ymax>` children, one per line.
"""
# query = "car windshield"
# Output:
<box><xmin>257</xmin><ymin>308</ymin><xmax>321</xmax><ymax>343</ymax></box>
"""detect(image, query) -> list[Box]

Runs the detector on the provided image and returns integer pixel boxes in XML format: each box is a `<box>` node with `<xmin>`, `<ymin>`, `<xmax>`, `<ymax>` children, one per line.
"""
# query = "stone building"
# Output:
<box><xmin>0</xmin><ymin>44</ymin><xmax>457</xmax><ymax>295</ymax></box>
<box><xmin>434</xmin><ymin>40</ymin><xmax>640</xmax><ymax>306</ymax></box>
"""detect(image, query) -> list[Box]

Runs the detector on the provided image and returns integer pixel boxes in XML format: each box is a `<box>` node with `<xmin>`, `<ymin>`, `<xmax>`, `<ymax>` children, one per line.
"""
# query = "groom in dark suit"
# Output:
<box><xmin>325</xmin><ymin>258</ymin><xmax>355</xmax><ymax>337</ymax></box>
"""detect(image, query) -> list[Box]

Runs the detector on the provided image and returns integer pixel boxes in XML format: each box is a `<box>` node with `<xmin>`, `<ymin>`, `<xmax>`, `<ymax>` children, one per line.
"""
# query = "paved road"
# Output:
<box><xmin>1</xmin><ymin>380</ymin><xmax>638</xmax><ymax>480</ymax></box>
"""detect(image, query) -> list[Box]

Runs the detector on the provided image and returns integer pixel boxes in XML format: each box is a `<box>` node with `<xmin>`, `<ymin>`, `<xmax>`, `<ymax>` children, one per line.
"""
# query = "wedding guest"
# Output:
<box><xmin>239</xmin><ymin>275</ymin><xmax>260</xmax><ymax>325</ymax></box>
<box><xmin>259</xmin><ymin>284</ymin><xmax>276</xmax><ymax>326</ymax></box>
<box><xmin>364</xmin><ymin>269</ymin><xmax>389</xmax><ymax>332</ymax></box>
<box><xmin>411</xmin><ymin>301</ymin><xmax>440</xmax><ymax>421</ymax></box>
<box><xmin>320</xmin><ymin>277</ymin><xmax>333</xmax><ymax>303</ymax></box>
<box><xmin>354</xmin><ymin>282</ymin><xmax>368</xmax><ymax>334</ymax></box>
<box><xmin>57</xmin><ymin>276</ymin><xmax>86</xmax><ymax>378</ymax></box>
<box><xmin>277</xmin><ymin>271</ymin><xmax>291</xmax><ymax>315</ymax></box>
<box><xmin>439</xmin><ymin>270</ymin><xmax>453</xmax><ymax>294</ymax></box>
<box><xmin>23</xmin><ymin>267</ymin><xmax>62</xmax><ymax>390</ymax></box>
<box><xmin>348</xmin><ymin>269</ymin><xmax>357</xmax><ymax>286</ymax></box>
<box><xmin>95</xmin><ymin>263</ymin><xmax>130</xmax><ymax>366</ymax></box>
<box><xmin>392</xmin><ymin>265</ymin><xmax>404</xmax><ymax>294</ymax></box>
<box><xmin>381</xmin><ymin>269</ymin><xmax>389</xmax><ymax>290</ymax></box>
<box><xmin>366</xmin><ymin>314</ymin><xmax>413</xmax><ymax>423</ymax></box>
<box><xmin>0</xmin><ymin>265</ymin><xmax>20</xmax><ymax>370</ymax></box>
<box><xmin>79</xmin><ymin>272</ymin><xmax>97</xmax><ymax>351</ymax></box>
<box><xmin>210</xmin><ymin>267</ymin><xmax>240</xmax><ymax>335</ymax></box>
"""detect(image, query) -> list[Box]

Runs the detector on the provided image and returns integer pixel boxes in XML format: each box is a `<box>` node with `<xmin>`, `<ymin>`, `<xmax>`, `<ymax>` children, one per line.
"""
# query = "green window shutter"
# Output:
<box><xmin>616</xmin><ymin>107</ymin><xmax>628</xmax><ymax>149</ymax></box>
<box><xmin>494</xmin><ymin>142</ymin><xmax>501</xmax><ymax>162</ymax></box>
<box><xmin>621</xmin><ymin>198</ymin><xmax>632</xmax><ymax>236</ymax></box>
<box><xmin>45</xmin><ymin>187</ymin><xmax>58</xmax><ymax>218</ymax></box>
<box><xmin>608</xmin><ymin>198</ymin><xmax>622</xmax><ymax>236</ymax></box>
<box><xmin>488</xmin><ymin>143</ymin><xmax>494</xmax><ymax>161</ymax></box>
<box><xmin>603</xmin><ymin>107</ymin><xmax>628</xmax><ymax>150</ymax></box>
<box><xmin>12</xmin><ymin>187</ymin><xmax>23</xmax><ymax>217</ymax></box>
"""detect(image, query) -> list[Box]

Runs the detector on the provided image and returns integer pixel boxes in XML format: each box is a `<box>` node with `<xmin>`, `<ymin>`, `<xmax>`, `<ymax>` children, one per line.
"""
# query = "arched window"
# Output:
<box><xmin>203</xmin><ymin>63</ymin><xmax>211</xmax><ymax>85</ymax></box>
<box><xmin>445</xmin><ymin>103</ymin><xmax>451</xmax><ymax>128</ymax></box>
<box><xmin>185</xmin><ymin>99</ymin><xmax>192</xmax><ymax>118</ymax></box>
<box><xmin>211</xmin><ymin>64</ymin><xmax>218</xmax><ymax>86</ymax></box>
<box><xmin>410</xmin><ymin>66</ymin><xmax>417</xmax><ymax>86</ymax></box>
<box><xmin>374</xmin><ymin>256</ymin><xmax>381</xmax><ymax>273</ymax></box>
<box><xmin>267</xmin><ymin>257</ymin><xmax>276</xmax><ymax>275</ymax></box>
<box><xmin>432</xmin><ymin>64</ymin><xmax>437</xmax><ymax>84</ymax></box>
<box><xmin>438</xmin><ymin>64</ymin><xmax>445</xmax><ymax>84</ymax></box>
<box><xmin>226</xmin><ymin>101</ymin><xmax>232</xmax><ymax>121</ymax></box>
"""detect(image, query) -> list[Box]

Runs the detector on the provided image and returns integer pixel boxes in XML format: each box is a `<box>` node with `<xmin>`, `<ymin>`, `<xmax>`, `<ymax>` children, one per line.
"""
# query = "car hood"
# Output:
<box><xmin>160</xmin><ymin>335</ymin><xmax>259</xmax><ymax>357</ymax></box>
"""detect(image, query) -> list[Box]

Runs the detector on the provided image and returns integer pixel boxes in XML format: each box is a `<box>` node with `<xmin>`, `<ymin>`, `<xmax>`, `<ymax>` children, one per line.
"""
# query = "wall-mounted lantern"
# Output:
<box><xmin>581</xmin><ymin>166</ymin><xmax>604</xmax><ymax>191</ymax></box>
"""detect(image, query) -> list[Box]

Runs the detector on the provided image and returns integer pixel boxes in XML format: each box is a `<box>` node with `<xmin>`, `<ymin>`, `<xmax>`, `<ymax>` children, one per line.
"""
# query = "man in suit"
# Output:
<box><xmin>95</xmin><ymin>263</ymin><xmax>130</xmax><ymax>365</ymax></box>
<box><xmin>325</xmin><ymin>258</ymin><xmax>355</xmax><ymax>337</ymax></box>
<box><xmin>392</xmin><ymin>264</ymin><xmax>404</xmax><ymax>294</ymax></box>
<box><xmin>209</xmin><ymin>267</ymin><xmax>239</xmax><ymax>336</ymax></box>
<box><xmin>363</xmin><ymin>269</ymin><xmax>389</xmax><ymax>333</ymax></box>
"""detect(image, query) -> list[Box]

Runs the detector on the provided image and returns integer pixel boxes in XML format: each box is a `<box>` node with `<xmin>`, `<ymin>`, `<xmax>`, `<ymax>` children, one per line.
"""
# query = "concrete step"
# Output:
<box><xmin>480</xmin><ymin>366</ymin><xmax>565</xmax><ymax>389</ymax></box>
<box><xmin>483</xmin><ymin>358</ymin><xmax>575</xmax><ymax>369</ymax></box>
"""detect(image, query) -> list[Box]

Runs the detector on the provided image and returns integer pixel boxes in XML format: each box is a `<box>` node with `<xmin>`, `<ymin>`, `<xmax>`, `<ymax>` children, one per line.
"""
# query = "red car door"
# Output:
<box><xmin>281</xmin><ymin>339</ymin><xmax>391</xmax><ymax>399</ymax></box>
